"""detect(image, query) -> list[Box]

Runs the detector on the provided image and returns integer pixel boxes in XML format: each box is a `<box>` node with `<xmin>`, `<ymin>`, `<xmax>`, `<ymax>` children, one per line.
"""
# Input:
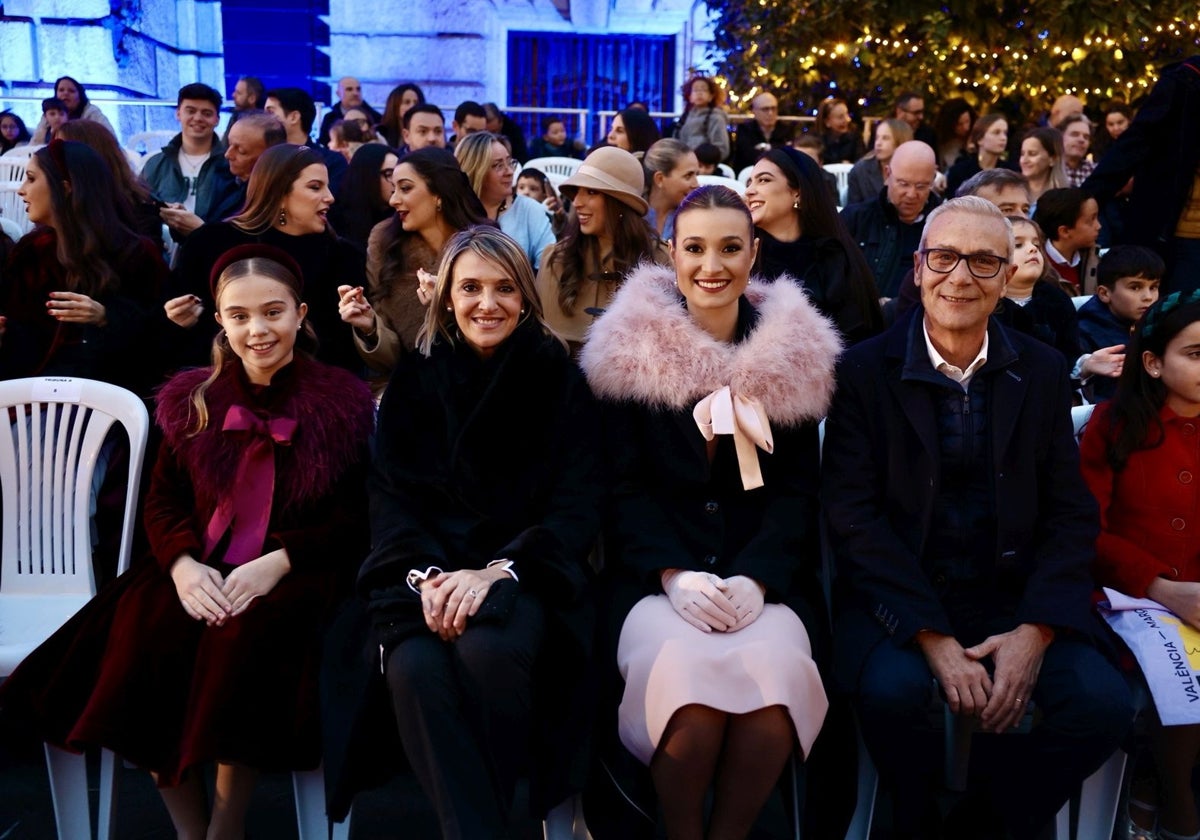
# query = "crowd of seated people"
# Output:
<box><xmin>3</xmin><ymin>58</ymin><xmax>1200</xmax><ymax>840</ymax></box>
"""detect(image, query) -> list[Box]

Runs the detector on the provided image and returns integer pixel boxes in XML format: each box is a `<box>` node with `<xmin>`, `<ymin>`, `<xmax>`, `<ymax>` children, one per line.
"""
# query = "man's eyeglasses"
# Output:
<box><xmin>919</xmin><ymin>248</ymin><xmax>1008</xmax><ymax>279</ymax></box>
<box><xmin>893</xmin><ymin>178</ymin><xmax>933</xmax><ymax>193</ymax></box>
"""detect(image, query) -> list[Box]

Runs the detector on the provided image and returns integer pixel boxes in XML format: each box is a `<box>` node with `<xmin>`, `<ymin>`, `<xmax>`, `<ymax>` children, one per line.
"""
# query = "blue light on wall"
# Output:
<box><xmin>220</xmin><ymin>0</ymin><xmax>330</xmax><ymax>104</ymax></box>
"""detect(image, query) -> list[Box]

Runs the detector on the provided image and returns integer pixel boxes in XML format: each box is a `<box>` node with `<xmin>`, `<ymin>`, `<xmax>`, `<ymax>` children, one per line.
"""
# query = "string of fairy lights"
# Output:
<box><xmin>718</xmin><ymin>13</ymin><xmax>1200</xmax><ymax>114</ymax></box>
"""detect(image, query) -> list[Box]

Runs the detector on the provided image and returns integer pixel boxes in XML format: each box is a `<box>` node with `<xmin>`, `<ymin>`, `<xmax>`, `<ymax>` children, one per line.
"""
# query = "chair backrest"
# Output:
<box><xmin>715</xmin><ymin>163</ymin><xmax>735</xmax><ymax>179</ymax></box>
<box><xmin>1071</xmin><ymin>403</ymin><xmax>1094</xmax><ymax>444</ymax></box>
<box><xmin>736</xmin><ymin>165</ymin><xmax>755</xmax><ymax>186</ymax></box>
<box><xmin>823</xmin><ymin>162</ymin><xmax>853</xmax><ymax>206</ymax></box>
<box><xmin>524</xmin><ymin>156</ymin><xmax>582</xmax><ymax>180</ymax></box>
<box><xmin>696</xmin><ymin>174</ymin><xmax>746</xmax><ymax>196</ymax></box>
<box><xmin>0</xmin><ymin>181</ymin><xmax>31</xmax><ymax>237</ymax></box>
<box><xmin>0</xmin><ymin>215</ymin><xmax>22</xmax><ymax>243</ymax></box>
<box><xmin>124</xmin><ymin>130</ymin><xmax>176</xmax><ymax>159</ymax></box>
<box><xmin>0</xmin><ymin>378</ymin><xmax>150</xmax><ymax>597</ymax></box>
<box><xmin>0</xmin><ymin>151</ymin><xmax>32</xmax><ymax>184</ymax></box>
<box><xmin>1072</xmin><ymin>295</ymin><xmax>1090</xmax><ymax>311</ymax></box>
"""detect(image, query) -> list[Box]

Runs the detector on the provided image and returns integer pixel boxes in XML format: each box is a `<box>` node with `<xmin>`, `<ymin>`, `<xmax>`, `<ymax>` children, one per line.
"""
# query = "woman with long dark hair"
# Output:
<box><xmin>336</xmin><ymin>147</ymin><xmax>491</xmax><ymax>384</ymax></box>
<box><xmin>606</xmin><ymin>107</ymin><xmax>661</xmax><ymax>157</ymax></box>
<box><xmin>1</xmin><ymin>139</ymin><xmax>167</xmax><ymax>394</ymax></box>
<box><xmin>169</xmin><ymin>144</ymin><xmax>365</xmax><ymax>374</ymax></box>
<box><xmin>328</xmin><ymin>143</ymin><xmax>399</xmax><ymax>251</ymax></box>
<box><xmin>0</xmin><ymin>110</ymin><xmax>31</xmax><ymax>154</ymax></box>
<box><xmin>31</xmin><ymin>76</ymin><xmax>115</xmax><ymax>142</ymax></box>
<box><xmin>534</xmin><ymin>146</ymin><xmax>669</xmax><ymax>352</ymax></box>
<box><xmin>379</xmin><ymin>83</ymin><xmax>425</xmax><ymax>148</ymax></box>
<box><xmin>56</xmin><ymin>119</ymin><xmax>164</xmax><ymax>248</ymax></box>
<box><xmin>744</xmin><ymin>146</ymin><xmax>883</xmax><ymax>344</ymax></box>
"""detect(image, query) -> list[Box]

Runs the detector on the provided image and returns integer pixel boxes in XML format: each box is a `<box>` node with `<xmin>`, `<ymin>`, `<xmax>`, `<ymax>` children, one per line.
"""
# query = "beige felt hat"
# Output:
<box><xmin>559</xmin><ymin>146</ymin><xmax>649</xmax><ymax>216</ymax></box>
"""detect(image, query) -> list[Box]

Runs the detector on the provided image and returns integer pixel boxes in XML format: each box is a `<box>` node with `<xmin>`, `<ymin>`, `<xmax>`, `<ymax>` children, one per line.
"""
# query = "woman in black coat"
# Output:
<box><xmin>745</xmin><ymin>146</ymin><xmax>883</xmax><ymax>345</ymax></box>
<box><xmin>580</xmin><ymin>186</ymin><xmax>841</xmax><ymax>839</ymax></box>
<box><xmin>356</xmin><ymin>226</ymin><xmax>602</xmax><ymax>839</ymax></box>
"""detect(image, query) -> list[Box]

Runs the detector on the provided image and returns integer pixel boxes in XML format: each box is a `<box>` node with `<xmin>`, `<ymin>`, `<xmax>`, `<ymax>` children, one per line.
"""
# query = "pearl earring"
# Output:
<box><xmin>278</xmin><ymin>209</ymin><xmax>287</xmax><ymax>226</ymax></box>
<box><xmin>792</xmin><ymin>196</ymin><xmax>800</xmax><ymax>209</ymax></box>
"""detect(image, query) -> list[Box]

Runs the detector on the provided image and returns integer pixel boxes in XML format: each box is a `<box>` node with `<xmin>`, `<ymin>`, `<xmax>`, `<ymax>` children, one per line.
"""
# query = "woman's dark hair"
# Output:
<box><xmin>379</xmin><ymin>83</ymin><xmax>426</xmax><ymax>146</ymax></box>
<box><xmin>33</xmin><ymin>140</ymin><xmax>143</xmax><ymax>298</ymax></box>
<box><xmin>56</xmin><ymin>119</ymin><xmax>153</xmax><ymax>206</ymax></box>
<box><xmin>759</xmin><ymin>147</ymin><xmax>884</xmax><ymax>333</ymax></box>
<box><xmin>968</xmin><ymin>113</ymin><xmax>1007</xmax><ymax>153</ymax></box>
<box><xmin>231</xmin><ymin>144</ymin><xmax>330</xmax><ymax>234</ymax></box>
<box><xmin>674</xmin><ymin>183</ymin><xmax>752</xmax><ymax>236</ymax></box>
<box><xmin>548</xmin><ymin>192</ymin><xmax>660</xmax><ymax>316</ymax></box>
<box><xmin>377</xmin><ymin>147</ymin><xmax>491</xmax><ymax>289</ymax></box>
<box><xmin>54</xmin><ymin>76</ymin><xmax>89</xmax><ymax>119</ymax></box>
<box><xmin>615</xmin><ymin>107</ymin><xmax>661</xmax><ymax>155</ymax></box>
<box><xmin>1104</xmin><ymin>294</ymin><xmax>1200</xmax><ymax>471</ymax></box>
<box><xmin>0</xmin><ymin>110</ymin><xmax>31</xmax><ymax>154</ymax></box>
<box><xmin>1091</xmin><ymin>102</ymin><xmax>1135</xmax><ymax>159</ymax></box>
<box><xmin>934</xmin><ymin>98</ymin><xmax>978</xmax><ymax>148</ymax></box>
<box><xmin>334</xmin><ymin>143</ymin><xmax>396</xmax><ymax>245</ymax></box>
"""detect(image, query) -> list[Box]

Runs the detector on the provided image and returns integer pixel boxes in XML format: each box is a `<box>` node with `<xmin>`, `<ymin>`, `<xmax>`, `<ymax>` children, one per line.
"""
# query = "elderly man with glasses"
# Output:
<box><xmin>821</xmin><ymin>195</ymin><xmax>1134</xmax><ymax>840</ymax></box>
<box><xmin>841</xmin><ymin>140</ymin><xmax>943</xmax><ymax>300</ymax></box>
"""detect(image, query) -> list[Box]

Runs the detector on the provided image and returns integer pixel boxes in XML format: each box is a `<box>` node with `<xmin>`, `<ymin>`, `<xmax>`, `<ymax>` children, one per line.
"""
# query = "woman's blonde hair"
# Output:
<box><xmin>416</xmin><ymin>226</ymin><xmax>559</xmax><ymax>356</ymax></box>
<box><xmin>454</xmin><ymin>131</ymin><xmax>508</xmax><ymax>199</ymax></box>
<box><xmin>188</xmin><ymin>256</ymin><xmax>316</xmax><ymax>434</ymax></box>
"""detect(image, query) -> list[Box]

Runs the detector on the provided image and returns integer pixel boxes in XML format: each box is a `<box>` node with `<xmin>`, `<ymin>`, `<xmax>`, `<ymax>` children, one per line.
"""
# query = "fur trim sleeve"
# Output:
<box><xmin>581</xmin><ymin>263</ymin><xmax>841</xmax><ymax>425</ymax></box>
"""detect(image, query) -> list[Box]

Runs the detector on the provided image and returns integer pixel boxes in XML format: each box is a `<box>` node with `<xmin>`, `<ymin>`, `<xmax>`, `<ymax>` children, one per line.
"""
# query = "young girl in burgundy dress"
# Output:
<box><xmin>0</xmin><ymin>244</ymin><xmax>374</xmax><ymax>838</ymax></box>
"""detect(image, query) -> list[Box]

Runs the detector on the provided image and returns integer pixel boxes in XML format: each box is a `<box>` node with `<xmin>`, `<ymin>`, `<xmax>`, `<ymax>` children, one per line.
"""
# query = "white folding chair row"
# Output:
<box><xmin>525</xmin><ymin>156</ymin><xmax>583</xmax><ymax>180</ymax></box>
<box><xmin>696</xmin><ymin>173</ymin><xmax>746</xmax><ymax>195</ymax></box>
<box><xmin>123</xmin><ymin>130</ymin><xmax>175</xmax><ymax>159</ymax></box>
<box><xmin>0</xmin><ymin>180</ymin><xmax>30</xmax><ymax>236</ymax></box>
<box><xmin>0</xmin><ymin>213</ymin><xmax>23</xmax><ymax>242</ymax></box>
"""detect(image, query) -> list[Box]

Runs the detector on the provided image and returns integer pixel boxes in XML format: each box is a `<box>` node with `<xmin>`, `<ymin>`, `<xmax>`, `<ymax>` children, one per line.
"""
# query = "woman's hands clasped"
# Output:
<box><xmin>661</xmin><ymin>570</ymin><xmax>766</xmax><ymax>633</ymax></box>
<box><xmin>420</xmin><ymin>566</ymin><xmax>513</xmax><ymax>641</ymax></box>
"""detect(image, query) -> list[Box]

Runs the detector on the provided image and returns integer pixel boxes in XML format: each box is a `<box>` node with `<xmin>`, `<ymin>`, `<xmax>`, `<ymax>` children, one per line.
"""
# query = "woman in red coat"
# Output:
<box><xmin>0</xmin><ymin>245</ymin><xmax>374</xmax><ymax>839</ymax></box>
<box><xmin>1080</xmin><ymin>290</ymin><xmax>1200</xmax><ymax>840</ymax></box>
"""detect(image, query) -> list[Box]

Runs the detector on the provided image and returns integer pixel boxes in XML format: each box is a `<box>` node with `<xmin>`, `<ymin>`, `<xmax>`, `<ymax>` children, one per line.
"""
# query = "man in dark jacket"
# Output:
<box><xmin>265</xmin><ymin>87</ymin><xmax>349</xmax><ymax>193</ymax></box>
<box><xmin>731</xmin><ymin>92</ymin><xmax>794</xmax><ymax>172</ymax></box>
<box><xmin>317</xmin><ymin>76</ymin><xmax>382</xmax><ymax>146</ymax></box>
<box><xmin>822</xmin><ymin>197</ymin><xmax>1133</xmax><ymax>839</ymax></box>
<box><xmin>1083</xmin><ymin>55</ymin><xmax>1200</xmax><ymax>293</ymax></box>
<box><xmin>841</xmin><ymin>140</ymin><xmax>941</xmax><ymax>300</ymax></box>
<box><xmin>143</xmin><ymin>83</ymin><xmax>227</xmax><ymax>241</ymax></box>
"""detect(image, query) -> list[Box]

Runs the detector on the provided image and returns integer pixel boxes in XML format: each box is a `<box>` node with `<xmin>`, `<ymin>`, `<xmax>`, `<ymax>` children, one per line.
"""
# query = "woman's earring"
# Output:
<box><xmin>436</xmin><ymin>200</ymin><xmax>443</xmax><ymax>212</ymax></box>
<box><xmin>792</xmin><ymin>196</ymin><xmax>800</xmax><ymax>209</ymax></box>
<box><xmin>278</xmin><ymin>209</ymin><xmax>287</xmax><ymax>226</ymax></box>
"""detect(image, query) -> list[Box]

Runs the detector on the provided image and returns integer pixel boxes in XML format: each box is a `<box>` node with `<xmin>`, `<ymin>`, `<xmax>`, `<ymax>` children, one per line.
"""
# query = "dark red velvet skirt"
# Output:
<box><xmin>0</xmin><ymin>557</ymin><xmax>341</xmax><ymax>787</ymax></box>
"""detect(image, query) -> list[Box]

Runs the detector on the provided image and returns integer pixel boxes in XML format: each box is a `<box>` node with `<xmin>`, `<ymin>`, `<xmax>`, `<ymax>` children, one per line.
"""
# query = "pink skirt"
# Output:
<box><xmin>617</xmin><ymin>594</ymin><xmax>828</xmax><ymax>766</ymax></box>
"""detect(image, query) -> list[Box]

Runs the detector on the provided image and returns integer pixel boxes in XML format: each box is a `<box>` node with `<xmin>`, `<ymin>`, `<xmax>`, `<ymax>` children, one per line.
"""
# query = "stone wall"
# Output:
<box><xmin>0</xmin><ymin>0</ymin><xmax>225</xmax><ymax>143</ymax></box>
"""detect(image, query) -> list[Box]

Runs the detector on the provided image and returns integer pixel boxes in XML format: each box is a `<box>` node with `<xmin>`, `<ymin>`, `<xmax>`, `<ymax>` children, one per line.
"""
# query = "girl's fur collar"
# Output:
<box><xmin>155</xmin><ymin>357</ymin><xmax>375</xmax><ymax>514</ymax></box>
<box><xmin>580</xmin><ymin>262</ymin><xmax>841</xmax><ymax>425</ymax></box>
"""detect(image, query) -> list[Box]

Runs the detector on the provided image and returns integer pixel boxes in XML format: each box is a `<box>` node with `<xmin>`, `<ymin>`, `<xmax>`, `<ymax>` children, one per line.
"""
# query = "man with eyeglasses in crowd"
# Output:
<box><xmin>895</xmin><ymin>90</ymin><xmax>939</xmax><ymax>149</ymax></box>
<box><xmin>841</xmin><ymin>140</ymin><xmax>942</xmax><ymax>300</ymax></box>
<box><xmin>822</xmin><ymin>195</ymin><xmax>1134</xmax><ymax>840</ymax></box>
<box><xmin>731</xmin><ymin>91</ymin><xmax>794</xmax><ymax>172</ymax></box>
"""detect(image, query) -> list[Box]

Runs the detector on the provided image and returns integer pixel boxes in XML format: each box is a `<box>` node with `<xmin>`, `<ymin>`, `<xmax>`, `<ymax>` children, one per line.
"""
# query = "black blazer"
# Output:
<box><xmin>820</xmin><ymin>312</ymin><xmax>1099</xmax><ymax>682</ymax></box>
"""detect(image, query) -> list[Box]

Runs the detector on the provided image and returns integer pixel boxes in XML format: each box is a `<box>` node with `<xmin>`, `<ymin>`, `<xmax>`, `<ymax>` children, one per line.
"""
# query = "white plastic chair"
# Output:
<box><xmin>823</xmin><ymin>163</ymin><xmax>853</xmax><ymax>207</ymax></box>
<box><xmin>0</xmin><ymin>214</ymin><xmax>22</xmax><ymax>243</ymax></box>
<box><xmin>1071</xmin><ymin>295</ymin><xmax>1090</xmax><ymax>311</ymax></box>
<box><xmin>715</xmin><ymin>163</ymin><xmax>736</xmax><ymax>179</ymax></box>
<box><xmin>737</xmin><ymin>165</ymin><xmax>755</xmax><ymax>185</ymax></box>
<box><xmin>524</xmin><ymin>157</ymin><xmax>582</xmax><ymax>180</ymax></box>
<box><xmin>696</xmin><ymin>174</ymin><xmax>746</xmax><ymax>196</ymax></box>
<box><xmin>124</xmin><ymin>130</ymin><xmax>176</xmax><ymax>159</ymax></box>
<box><xmin>0</xmin><ymin>377</ymin><xmax>149</xmax><ymax>840</ymax></box>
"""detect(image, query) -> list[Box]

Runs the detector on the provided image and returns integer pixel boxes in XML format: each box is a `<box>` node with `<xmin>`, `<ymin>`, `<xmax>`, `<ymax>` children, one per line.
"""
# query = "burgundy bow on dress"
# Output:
<box><xmin>202</xmin><ymin>404</ymin><xmax>298</xmax><ymax>567</ymax></box>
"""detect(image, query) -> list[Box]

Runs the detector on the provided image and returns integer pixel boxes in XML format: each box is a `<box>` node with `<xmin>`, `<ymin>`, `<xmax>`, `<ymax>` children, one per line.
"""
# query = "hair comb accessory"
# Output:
<box><xmin>1141</xmin><ymin>289</ymin><xmax>1200</xmax><ymax>338</ymax></box>
<box><xmin>209</xmin><ymin>243</ymin><xmax>305</xmax><ymax>298</ymax></box>
<box><xmin>45</xmin><ymin>138</ymin><xmax>71</xmax><ymax>182</ymax></box>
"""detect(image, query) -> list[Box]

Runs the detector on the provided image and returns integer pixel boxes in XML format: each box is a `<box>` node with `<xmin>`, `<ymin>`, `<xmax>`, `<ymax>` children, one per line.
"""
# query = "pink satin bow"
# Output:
<box><xmin>202</xmin><ymin>404</ymin><xmax>297</xmax><ymax>566</ymax></box>
<box><xmin>693</xmin><ymin>386</ymin><xmax>774</xmax><ymax>490</ymax></box>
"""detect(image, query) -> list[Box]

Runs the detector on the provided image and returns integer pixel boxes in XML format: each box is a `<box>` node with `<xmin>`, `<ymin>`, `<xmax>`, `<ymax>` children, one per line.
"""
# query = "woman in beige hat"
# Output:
<box><xmin>535</xmin><ymin>145</ymin><xmax>670</xmax><ymax>352</ymax></box>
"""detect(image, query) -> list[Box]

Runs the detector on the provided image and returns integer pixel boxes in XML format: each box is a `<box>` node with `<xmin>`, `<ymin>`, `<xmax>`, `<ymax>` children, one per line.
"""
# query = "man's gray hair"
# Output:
<box><xmin>919</xmin><ymin>196</ymin><xmax>1015</xmax><ymax>259</ymax></box>
<box><xmin>956</xmin><ymin>168</ymin><xmax>1032</xmax><ymax>205</ymax></box>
